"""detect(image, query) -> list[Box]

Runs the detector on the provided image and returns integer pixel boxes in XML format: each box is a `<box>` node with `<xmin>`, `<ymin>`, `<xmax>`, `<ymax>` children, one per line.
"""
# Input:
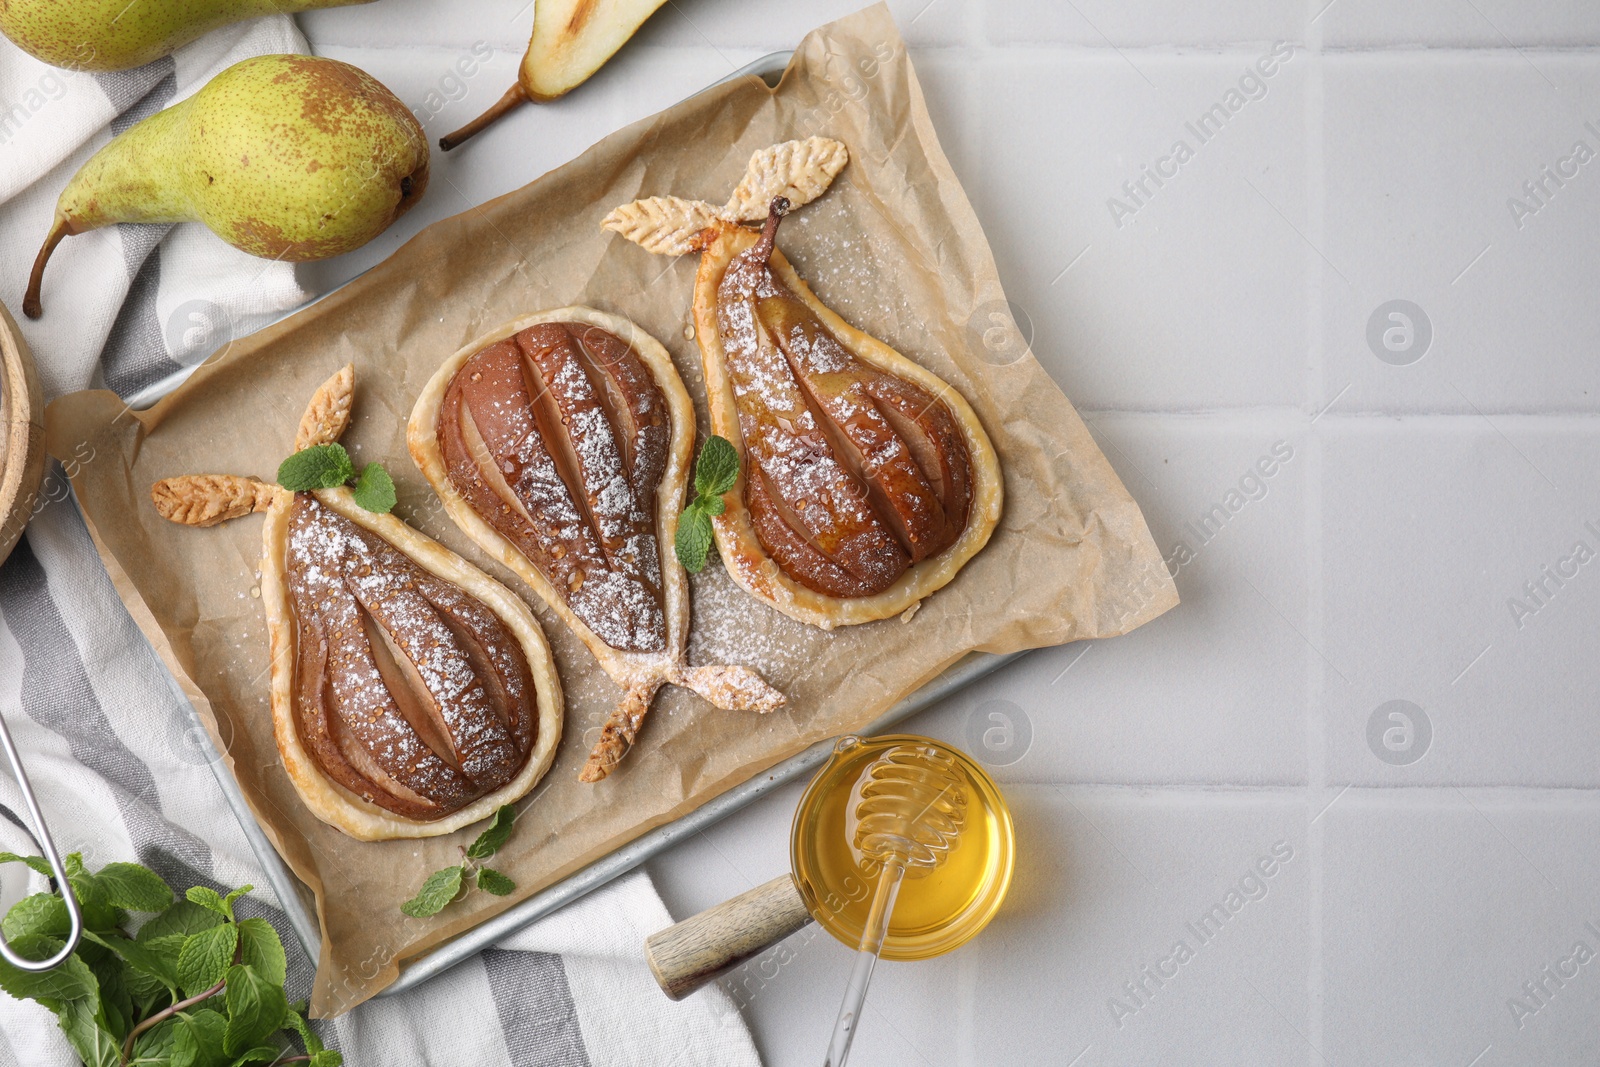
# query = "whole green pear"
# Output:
<box><xmin>24</xmin><ymin>54</ymin><xmax>429</xmax><ymax>318</ymax></box>
<box><xmin>0</xmin><ymin>0</ymin><xmax>374</xmax><ymax>72</ymax></box>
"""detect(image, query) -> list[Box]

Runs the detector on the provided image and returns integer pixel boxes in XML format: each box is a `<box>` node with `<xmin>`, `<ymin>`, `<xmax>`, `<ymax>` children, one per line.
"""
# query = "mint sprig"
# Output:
<box><xmin>276</xmin><ymin>442</ymin><xmax>394</xmax><ymax>515</ymax></box>
<box><xmin>401</xmin><ymin>805</ymin><xmax>519</xmax><ymax>918</ymax></box>
<box><xmin>0</xmin><ymin>852</ymin><xmax>343</xmax><ymax>1067</ymax></box>
<box><xmin>675</xmin><ymin>435</ymin><xmax>739</xmax><ymax>573</ymax></box>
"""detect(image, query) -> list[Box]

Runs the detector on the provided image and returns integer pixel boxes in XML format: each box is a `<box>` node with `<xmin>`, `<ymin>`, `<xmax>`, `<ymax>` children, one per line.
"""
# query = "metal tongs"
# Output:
<box><xmin>0</xmin><ymin>709</ymin><xmax>81</xmax><ymax>969</ymax></box>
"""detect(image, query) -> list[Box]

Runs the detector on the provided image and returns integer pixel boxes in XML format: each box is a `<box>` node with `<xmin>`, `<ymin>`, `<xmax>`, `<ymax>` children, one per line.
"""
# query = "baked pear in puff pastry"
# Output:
<box><xmin>603</xmin><ymin>138</ymin><xmax>1003</xmax><ymax>629</ymax></box>
<box><xmin>408</xmin><ymin>306</ymin><xmax>785</xmax><ymax>783</ymax></box>
<box><xmin>150</xmin><ymin>365</ymin><xmax>562</xmax><ymax>841</ymax></box>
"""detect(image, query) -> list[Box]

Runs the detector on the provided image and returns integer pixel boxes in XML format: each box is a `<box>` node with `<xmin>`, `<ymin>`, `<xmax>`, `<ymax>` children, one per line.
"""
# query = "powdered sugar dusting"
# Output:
<box><xmin>442</xmin><ymin>324</ymin><xmax>671</xmax><ymax>653</ymax></box>
<box><xmin>285</xmin><ymin>495</ymin><xmax>534</xmax><ymax>818</ymax></box>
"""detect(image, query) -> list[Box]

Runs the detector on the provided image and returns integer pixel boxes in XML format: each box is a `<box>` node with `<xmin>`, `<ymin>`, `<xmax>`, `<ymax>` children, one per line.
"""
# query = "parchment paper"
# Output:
<box><xmin>45</xmin><ymin>4</ymin><xmax>1178</xmax><ymax>1015</ymax></box>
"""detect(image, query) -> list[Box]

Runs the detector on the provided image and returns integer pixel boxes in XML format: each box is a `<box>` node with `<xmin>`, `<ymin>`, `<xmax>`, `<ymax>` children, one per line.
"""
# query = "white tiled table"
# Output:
<box><xmin>301</xmin><ymin>2</ymin><xmax>1600</xmax><ymax>1063</ymax></box>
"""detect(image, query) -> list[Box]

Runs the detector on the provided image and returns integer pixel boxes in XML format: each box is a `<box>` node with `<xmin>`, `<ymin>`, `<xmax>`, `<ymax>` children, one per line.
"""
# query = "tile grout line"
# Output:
<box><xmin>1303</xmin><ymin>6</ymin><xmax>1329</xmax><ymax>1065</ymax></box>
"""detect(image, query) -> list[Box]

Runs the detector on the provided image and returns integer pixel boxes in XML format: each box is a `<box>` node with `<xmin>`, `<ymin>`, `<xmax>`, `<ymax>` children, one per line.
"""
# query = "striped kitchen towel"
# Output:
<box><xmin>0</xmin><ymin>17</ymin><xmax>760</xmax><ymax>1067</ymax></box>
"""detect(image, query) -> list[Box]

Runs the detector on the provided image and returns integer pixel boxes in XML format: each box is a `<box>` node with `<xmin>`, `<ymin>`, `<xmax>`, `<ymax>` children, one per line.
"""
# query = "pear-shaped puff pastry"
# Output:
<box><xmin>151</xmin><ymin>366</ymin><xmax>562</xmax><ymax>841</ymax></box>
<box><xmin>408</xmin><ymin>306</ymin><xmax>785</xmax><ymax>783</ymax></box>
<box><xmin>603</xmin><ymin>140</ymin><xmax>1004</xmax><ymax>629</ymax></box>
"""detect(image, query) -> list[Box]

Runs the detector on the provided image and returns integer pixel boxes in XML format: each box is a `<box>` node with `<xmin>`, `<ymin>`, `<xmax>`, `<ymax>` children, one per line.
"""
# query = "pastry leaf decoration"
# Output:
<box><xmin>722</xmin><ymin>136</ymin><xmax>850</xmax><ymax>222</ymax></box>
<box><xmin>676</xmin><ymin>435</ymin><xmax>738</xmax><ymax>574</ymax></box>
<box><xmin>276</xmin><ymin>442</ymin><xmax>395</xmax><ymax>514</ymax></box>
<box><xmin>600</xmin><ymin>195</ymin><xmax>722</xmax><ymax>256</ymax></box>
<box><xmin>603</xmin><ymin>138</ymin><xmax>850</xmax><ymax>255</ymax></box>
<box><xmin>401</xmin><ymin>805</ymin><xmax>520</xmax><ymax>918</ymax></box>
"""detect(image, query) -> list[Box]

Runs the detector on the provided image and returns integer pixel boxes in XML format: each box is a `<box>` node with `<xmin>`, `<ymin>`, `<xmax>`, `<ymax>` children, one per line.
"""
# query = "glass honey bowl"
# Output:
<box><xmin>790</xmin><ymin>734</ymin><xmax>1015</xmax><ymax>961</ymax></box>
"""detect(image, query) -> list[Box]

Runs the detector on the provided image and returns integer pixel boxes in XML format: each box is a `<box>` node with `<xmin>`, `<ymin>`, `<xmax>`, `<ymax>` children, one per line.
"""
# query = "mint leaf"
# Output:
<box><xmin>277</xmin><ymin>443</ymin><xmax>354</xmax><ymax>492</ymax></box>
<box><xmin>125</xmin><ymin>959</ymin><xmax>171</xmax><ymax>1016</ymax></box>
<box><xmin>466</xmin><ymin>805</ymin><xmax>516</xmax><ymax>860</ymax></box>
<box><xmin>0</xmin><ymin>852</ymin><xmax>53</xmax><ymax>878</ymax></box>
<box><xmin>283</xmin><ymin>1004</ymin><xmax>324</xmax><ymax>1056</ymax></box>
<box><xmin>677</xmin><ymin>436</ymin><xmax>738</xmax><ymax>573</ymax></box>
<box><xmin>400</xmin><ymin>866</ymin><xmax>463</xmax><ymax>918</ymax></box>
<box><xmin>675</xmin><ymin>502</ymin><xmax>714</xmax><ymax>573</ymax></box>
<box><xmin>230</xmin><ymin>1046</ymin><xmax>282</xmax><ymax>1066</ymax></box>
<box><xmin>222</xmin><ymin>964</ymin><xmax>287</xmax><ymax>1057</ymax></box>
<box><xmin>172</xmin><ymin>1008</ymin><xmax>228</xmax><ymax>1067</ymax></box>
<box><xmin>89</xmin><ymin>954</ymin><xmax>133</xmax><ymax>1046</ymax></box>
<box><xmin>235</xmin><ymin>917</ymin><xmax>286</xmax><ymax>987</ymax></box>
<box><xmin>63</xmin><ymin>854</ymin><xmax>106</xmax><ymax>913</ymax></box>
<box><xmin>57</xmin><ymin>996</ymin><xmax>120</xmax><ymax>1067</ymax></box>
<box><xmin>139</xmin><ymin>898</ymin><xmax>226</xmax><ymax>941</ymax></box>
<box><xmin>351</xmin><ymin>462</ymin><xmax>396</xmax><ymax>514</ymax></box>
<box><xmin>222</xmin><ymin>885</ymin><xmax>252</xmax><ymax>920</ymax></box>
<box><xmin>176</xmin><ymin>921</ymin><xmax>238</xmax><ymax>996</ymax></box>
<box><xmin>694</xmin><ymin>435</ymin><xmax>739</xmax><ymax>497</ymax></box>
<box><xmin>0</xmin><ymin>934</ymin><xmax>97</xmax><ymax>1003</ymax></box>
<box><xmin>475</xmin><ymin>868</ymin><xmax>515</xmax><ymax>896</ymax></box>
<box><xmin>83</xmin><ymin>930</ymin><xmax>179</xmax><ymax>990</ymax></box>
<box><xmin>186</xmin><ymin>883</ymin><xmax>228</xmax><ymax>921</ymax></box>
<box><xmin>131</xmin><ymin>1014</ymin><xmax>179</xmax><ymax>1061</ymax></box>
<box><xmin>3</xmin><ymin>892</ymin><xmax>69</xmax><ymax>940</ymax></box>
<box><xmin>95</xmin><ymin>862</ymin><xmax>174</xmax><ymax>912</ymax></box>
<box><xmin>310</xmin><ymin>1051</ymin><xmax>344</xmax><ymax>1067</ymax></box>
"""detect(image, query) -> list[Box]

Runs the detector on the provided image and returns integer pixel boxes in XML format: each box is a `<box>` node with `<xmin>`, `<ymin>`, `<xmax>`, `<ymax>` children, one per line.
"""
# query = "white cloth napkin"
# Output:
<box><xmin>0</xmin><ymin>17</ymin><xmax>760</xmax><ymax>1067</ymax></box>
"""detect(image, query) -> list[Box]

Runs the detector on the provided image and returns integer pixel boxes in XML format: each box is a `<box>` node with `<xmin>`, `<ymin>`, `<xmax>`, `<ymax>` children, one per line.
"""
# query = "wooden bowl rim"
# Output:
<box><xmin>0</xmin><ymin>301</ymin><xmax>45</xmax><ymax>568</ymax></box>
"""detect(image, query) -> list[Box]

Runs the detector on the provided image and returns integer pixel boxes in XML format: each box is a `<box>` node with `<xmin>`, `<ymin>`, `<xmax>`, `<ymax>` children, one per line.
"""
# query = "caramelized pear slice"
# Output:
<box><xmin>438</xmin><ymin>322</ymin><xmax>668</xmax><ymax>652</ymax></box>
<box><xmin>286</xmin><ymin>494</ymin><xmax>532</xmax><ymax>820</ymax></box>
<box><xmin>713</xmin><ymin>201</ymin><xmax>977</xmax><ymax>599</ymax></box>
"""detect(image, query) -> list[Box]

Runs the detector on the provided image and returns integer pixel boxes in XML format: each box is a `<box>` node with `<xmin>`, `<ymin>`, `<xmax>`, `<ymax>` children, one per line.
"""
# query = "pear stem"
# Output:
<box><xmin>439</xmin><ymin>82</ymin><xmax>530</xmax><ymax>151</ymax></box>
<box><xmin>23</xmin><ymin>218</ymin><xmax>72</xmax><ymax>320</ymax></box>
<box><xmin>752</xmin><ymin>197</ymin><xmax>790</xmax><ymax>266</ymax></box>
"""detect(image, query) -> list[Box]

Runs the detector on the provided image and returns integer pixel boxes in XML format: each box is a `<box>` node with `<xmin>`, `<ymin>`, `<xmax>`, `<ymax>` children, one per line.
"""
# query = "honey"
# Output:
<box><xmin>790</xmin><ymin>734</ymin><xmax>1014</xmax><ymax>961</ymax></box>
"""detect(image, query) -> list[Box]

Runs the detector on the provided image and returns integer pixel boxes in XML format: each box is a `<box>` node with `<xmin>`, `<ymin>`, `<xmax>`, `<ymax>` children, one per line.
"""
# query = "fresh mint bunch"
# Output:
<box><xmin>675</xmin><ymin>435</ymin><xmax>738</xmax><ymax>573</ymax></box>
<box><xmin>0</xmin><ymin>852</ymin><xmax>341</xmax><ymax>1067</ymax></box>
<box><xmin>276</xmin><ymin>443</ymin><xmax>395</xmax><ymax>515</ymax></box>
<box><xmin>401</xmin><ymin>806</ymin><xmax>518</xmax><ymax>919</ymax></box>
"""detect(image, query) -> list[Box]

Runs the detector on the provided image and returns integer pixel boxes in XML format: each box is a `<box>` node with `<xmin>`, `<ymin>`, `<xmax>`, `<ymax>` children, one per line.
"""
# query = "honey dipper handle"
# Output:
<box><xmin>645</xmin><ymin>874</ymin><xmax>814</xmax><ymax>1000</ymax></box>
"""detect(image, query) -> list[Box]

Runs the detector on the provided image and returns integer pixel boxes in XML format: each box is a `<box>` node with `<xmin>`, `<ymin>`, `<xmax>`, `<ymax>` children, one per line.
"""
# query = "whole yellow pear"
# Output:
<box><xmin>0</xmin><ymin>0</ymin><xmax>374</xmax><ymax>72</ymax></box>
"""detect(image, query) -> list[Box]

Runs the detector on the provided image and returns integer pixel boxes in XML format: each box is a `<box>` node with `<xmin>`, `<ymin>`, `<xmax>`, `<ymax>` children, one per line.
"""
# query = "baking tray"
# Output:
<box><xmin>142</xmin><ymin>50</ymin><xmax>1033</xmax><ymax>998</ymax></box>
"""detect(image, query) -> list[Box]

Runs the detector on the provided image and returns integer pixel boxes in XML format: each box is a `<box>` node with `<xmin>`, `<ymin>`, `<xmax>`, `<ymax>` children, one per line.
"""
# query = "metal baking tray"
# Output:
<box><xmin>150</xmin><ymin>49</ymin><xmax>1033</xmax><ymax>997</ymax></box>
